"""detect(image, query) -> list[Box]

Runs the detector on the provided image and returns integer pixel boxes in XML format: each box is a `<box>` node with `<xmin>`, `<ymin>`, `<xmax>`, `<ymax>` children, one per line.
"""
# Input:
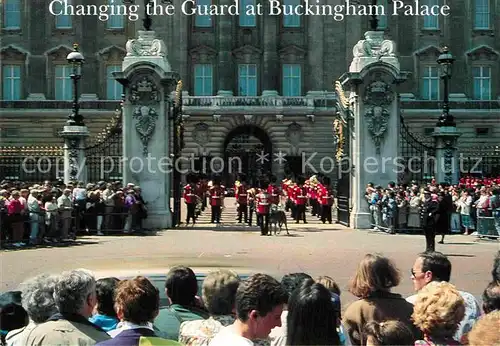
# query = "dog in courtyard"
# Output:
<box><xmin>269</xmin><ymin>204</ymin><xmax>289</xmax><ymax>235</ymax></box>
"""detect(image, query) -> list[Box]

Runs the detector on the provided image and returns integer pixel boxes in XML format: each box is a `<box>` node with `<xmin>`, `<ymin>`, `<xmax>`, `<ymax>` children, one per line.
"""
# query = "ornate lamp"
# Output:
<box><xmin>436</xmin><ymin>46</ymin><xmax>455</xmax><ymax>127</ymax></box>
<box><xmin>66</xmin><ymin>43</ymin><xmax>85</xmax><ymax>126</ymax></box>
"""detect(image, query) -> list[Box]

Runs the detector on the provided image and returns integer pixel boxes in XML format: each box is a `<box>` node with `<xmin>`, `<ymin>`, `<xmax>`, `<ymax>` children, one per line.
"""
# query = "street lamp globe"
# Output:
<box><xmin>437</xmin><ymin>46</ymin><xmax>455</xmax><ymax>78</ymax></box>
<box><xmin>66</xmin><ymin>43</ymin><xmax>84</xmax><ymax>77</ymax></box>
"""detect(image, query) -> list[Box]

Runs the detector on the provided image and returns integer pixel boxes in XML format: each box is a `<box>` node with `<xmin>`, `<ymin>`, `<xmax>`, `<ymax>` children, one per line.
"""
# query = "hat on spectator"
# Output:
<box><xmin>0</xmin><ymin>291</ymin><xmax>28</xmax><ymax>335</ymax></box>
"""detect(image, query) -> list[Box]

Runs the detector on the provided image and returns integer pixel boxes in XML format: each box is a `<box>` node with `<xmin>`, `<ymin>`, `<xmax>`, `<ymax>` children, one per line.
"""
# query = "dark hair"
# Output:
<box><xmin>287</xmin><ymin>279</ymin><xmax>341</xmax><ymax>346</ymax></box>
<box><xmin>418</xmin><ymin>252</ymin><xmax>451</xmax><ymax>282</ymax></box>
<box><xmin>0</xmin><ymin>291</ymin><xmax>28</xmax><ymax>344</ymax></box>
<box><xmin>165</xmin><ymin>266</ymin><xmax>198</xmax><ymax>306</ymax></box>
<box><xmin>115</xmin><ymin>276</ymin><xmax>159</xmax><ymax>324</ymax></box>
<box><xmin>482</xmin><ymin>281</ymin><xmax>500</xmax><ymax>314</ymax></box>
<box><xmin>280</xmin><ymin>273</ymin><xmax>313</xmax><ymax>301</ymax></box>
<box><xmin>364</xmin><ymin>320</ymin><xmax>415</xmax><ymax>345</ymax></box>
<box><xmin>492</xmin><ymin>251</ymin><xmax>500</xmax><ymax>282</ymax></box>
<box><xmin>235</xmin><ymin>273</ymin><xmax>288</xmax><ymax>322</ymax></box>
<box><xmin>95</xmin><ymin>277</ymin><xmax>120</xmax><ymax>318</ymax></box>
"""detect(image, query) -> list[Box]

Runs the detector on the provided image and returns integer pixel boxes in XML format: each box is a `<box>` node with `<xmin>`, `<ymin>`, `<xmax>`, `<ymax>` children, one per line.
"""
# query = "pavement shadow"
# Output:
<box><xmin>0</xmin><ymin>239</ymin><xmax>100</xmax><ymax>252</ymax></box>
<box><xmin>443</xmin><ymin>253</ymin><xmax>476</xmax><ymax>258</ymax></box>
<box><xmin>442</xmin><ymin>242</ymin><xmax>476</xmax><ymax>245</ymax></box>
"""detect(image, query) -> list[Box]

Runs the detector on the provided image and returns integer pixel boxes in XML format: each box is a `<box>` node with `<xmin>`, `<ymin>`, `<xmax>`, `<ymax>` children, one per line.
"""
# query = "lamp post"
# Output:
<box><xmin>66</xmin><ymin>43</ymin><xmax>85</xmax><ymax>126</ymax></box>
<box><xmin>436</xmin><ymin>47</ymin><xmax>456</xmax><ymax>127</ymax></box>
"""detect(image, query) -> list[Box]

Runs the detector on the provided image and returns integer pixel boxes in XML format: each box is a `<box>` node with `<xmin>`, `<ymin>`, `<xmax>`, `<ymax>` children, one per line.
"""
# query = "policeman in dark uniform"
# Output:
<box><xmin>420</xmin><ymin>190</ymin><xmax>439</xmax><ymax>252</ymax></box>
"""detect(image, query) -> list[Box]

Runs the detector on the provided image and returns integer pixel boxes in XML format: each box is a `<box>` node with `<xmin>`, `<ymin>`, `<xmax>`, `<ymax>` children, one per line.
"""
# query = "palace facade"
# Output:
<box><xmin>1</xmin><ymin>0</ymin><xmax>499</xmax><ymax>182</ymax></box>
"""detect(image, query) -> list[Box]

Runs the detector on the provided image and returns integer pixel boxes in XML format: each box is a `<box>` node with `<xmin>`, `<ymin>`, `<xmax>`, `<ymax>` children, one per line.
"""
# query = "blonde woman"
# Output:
<box><xmin>465</xmin><ymin>311</ymin><xmax>500</xmax><ymax>346</ymax></box>
<box><xmin>412</xmin><ymin>282</ymin><xmax>465</xmax><ymax>345</ymax></box>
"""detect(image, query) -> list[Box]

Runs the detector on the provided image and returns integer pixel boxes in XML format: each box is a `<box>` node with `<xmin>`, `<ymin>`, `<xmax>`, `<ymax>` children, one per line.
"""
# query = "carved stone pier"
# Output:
<box><xmin>341</xmin><ymin>31</ymin><xmax>409</xmax><ymax>229</ymax></box>
<box><xmin>114</xmin><ymin>30</ymin><xmax>180</xmax><ymax>229</ymax></box>
<box><xmin>61</xmin><ymin>126</ymin><xmax>89</xmax><ymax>184</ymax></box>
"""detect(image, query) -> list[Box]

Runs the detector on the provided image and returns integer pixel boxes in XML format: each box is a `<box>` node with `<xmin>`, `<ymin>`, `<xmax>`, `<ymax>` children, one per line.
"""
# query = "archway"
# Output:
<box><xmin>223</xmin><ymin>125</ymin><xmax>272</xmax><ymax>187</ymax></box>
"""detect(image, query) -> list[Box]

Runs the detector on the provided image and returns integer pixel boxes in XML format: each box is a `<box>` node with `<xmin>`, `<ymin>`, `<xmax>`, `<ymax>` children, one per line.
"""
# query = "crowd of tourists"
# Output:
<box><xmin>365</xmin><ymin>177</ymin><xmax>500</xmax><ymax>247</ymax></box>
<box><xmin>1</xmin><ymin>251</ymin><xmax>498</xmax><ymax>346</ymax></box>
<box><xmin>0</xmin><ymin>180</ymin><xmax>148</xmax><ymax>247</ymax></box>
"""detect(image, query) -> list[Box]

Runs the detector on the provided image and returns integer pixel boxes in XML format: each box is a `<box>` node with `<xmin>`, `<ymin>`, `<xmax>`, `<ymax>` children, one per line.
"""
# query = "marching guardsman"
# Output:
<box><xmin>288</xmin><ymin>180</ymin><xmax>297</xmax><ymax>218</ymax></box>
<box><xmin>235</xmin><ymin>174</ymin><xmax>248</xmax><ymax>223</ymax></box>
<box><xmin>209</xmin><ymin>175</ymin><xmax>224</xmax><ymax>223</ymax></box>
<box><xmin>294</xmin><ymin>176</ymin><xmax>308</xmax><ymax>223</ymax></box>
<box><xmin>318</xmin><ymin>176</ymin><xmax>334</xmax><ymax>224</ymax></box>
<box><xmin>183</xmin><ymin>173</ymin><xmax>198</xmax><ymax>225</ymax></box>
<box><xmin>255</xmin><ymin>180</ymin><xmax>270</xmax><ymax>235</ymax></box>
<box><xmin>308</xmin><ymin>176</ymin><xmax>319</xmax><ymax>217</ymax></box>
<box><xmin>267</xmin><ymin>175</ymin><xmax>280</xmax><ymax>205</ymax></box>
<box><xmin>247</xmin><ymin>186</ymin><xmax>257</xmax><ymax>226</ymax></box>
<box><xmin>197</xmin><ymin>174</ymin><xmax>208</xmax><ymax>211</ymax></box>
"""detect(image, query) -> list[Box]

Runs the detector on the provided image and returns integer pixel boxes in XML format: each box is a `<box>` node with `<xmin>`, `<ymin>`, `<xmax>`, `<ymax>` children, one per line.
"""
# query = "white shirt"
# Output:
<box><xmin>269</xmin><ymin>310</ymin><xmax>287</xmax><ymax>346</ymax></box>
<box><xmin>108</xmin><ymin>321</ymin><xmax>154</xmax><ymax>338</ymax></box>
<box><xmin>208</xmin><ymin>325</ymin><xmax>254</xmax><ymax>346</ymax></box>
<box><xmin>407</xmin><ymin>283</ymin><xmax>481</xmax><ymax>341</ymax></box>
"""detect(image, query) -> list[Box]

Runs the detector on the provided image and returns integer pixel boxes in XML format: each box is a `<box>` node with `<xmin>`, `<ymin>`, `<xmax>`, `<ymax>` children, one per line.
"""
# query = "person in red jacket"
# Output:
<box><xmin>294</xmin><ymin>176</ymin><xmax>308</xmax><ymax>224</ymax></box>
<box><xmin>7</xmin><ymin>190</ymin><xmax>25</xmax><ymax>243</ymax></box>
<box><xmin>255</xmin><ymin>180</ymin><xmax>270</xmax><ymax>235</ymax></box>
<box><xmin>319</xmin><ymin>176</ymin><xmax>334</xmax><ymax>224</ymax></box>
<box><xmin>209</xmin><ymin>175</ymin><xmax>224</xmax><ymax>224</ymax></box>
<box><xmin>267</xmin><ymin>175</ymin><xmax>280</xmax><ymax>205</ymax></box>
<box><xmin>183</xmin><ymin>173</ymin><xmax>198</xmax><ymax>225</ymax></box>
<box><xmin>235</xmin><ymin>174</ymin><xmax>248</xmax><ymax>223</ymax></box>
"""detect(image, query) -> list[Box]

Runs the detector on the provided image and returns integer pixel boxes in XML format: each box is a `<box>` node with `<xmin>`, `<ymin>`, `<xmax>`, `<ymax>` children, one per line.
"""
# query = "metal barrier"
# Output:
<box><xmin>476</xmin><ymin>215</ymin><xmax>499</xmax><ymax>239</ymax></box>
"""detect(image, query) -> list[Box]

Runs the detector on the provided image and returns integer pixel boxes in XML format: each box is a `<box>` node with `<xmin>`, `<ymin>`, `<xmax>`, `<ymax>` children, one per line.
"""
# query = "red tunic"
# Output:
<box><xmin>235</xmin><ymin>184</ymin><xmax>248</xmax><ymax>204</ymax></box>
<box><xmin>295</xmin><ymin>185</ymin><xmax>308</xmax><ymax>205</ymax></box>
<box><xmin>183</xmin><ymin>184</ymin><xmax>196</xmax><ymax>204</ymax></box>
<box><xmin>319</xmin><ymin>186</ymin><xmax>334</xmax><ymax>206</ymax></box>
<box><xmin>256</xmin><ymin>191</ymin><xmax>270</xmax><ymax>214</ymax></box>
<box><xmin>210</xmin><ymin>186</ymin><xmax>224</xmax><ymax>207</ymax></box>
<box><xmin>267</xmin><ymin>184</ymin><xmax>280</xmax><ymax>205</ymax></box>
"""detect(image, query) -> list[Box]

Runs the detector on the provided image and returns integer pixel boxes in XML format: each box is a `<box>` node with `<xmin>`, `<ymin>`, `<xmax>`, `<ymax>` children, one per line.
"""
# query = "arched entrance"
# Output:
<box><xmin>223</xmin><ymin>125</ymin><xmax>272</xmax><ymax>187</ymax></box>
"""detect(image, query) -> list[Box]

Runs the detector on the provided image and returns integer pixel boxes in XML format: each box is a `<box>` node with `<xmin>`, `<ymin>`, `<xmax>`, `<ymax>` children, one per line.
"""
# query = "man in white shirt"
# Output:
<box><xmin>209</xmin><ymin>274</ymin><xmax>288</xmax><ymax>346</ymax></box>
<box><xmin>407</xmin><ymin>251</ymin><xmax>481</xmax><ymax>341</ymax></box>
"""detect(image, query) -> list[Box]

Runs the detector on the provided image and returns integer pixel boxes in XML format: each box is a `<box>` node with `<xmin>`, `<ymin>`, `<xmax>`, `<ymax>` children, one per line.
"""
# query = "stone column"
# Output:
<box><xmin>262</xmin><ymin>6</ymin><xmax>278</xmax><ymax>96</ymax></box>
<box><xmin>217</xmin><ymin>0</ymin><xmax>233</xmax><ymax>96</ymax></box>
<box><xmin>432</xmin><ymin>128</ymin><xmax>461</xmax><ymax>185</ymax></box>
<box><xmin>307</xmin><ymin>14</ymin><xmax>324</xmax><ymax>91</ymax></box>
<box><xmin>114</xmin><ymin>30</ymin><xmax>179</xmax><ymax>229</ymax></box>
<box><xmin>342</xmin><ymin>31</ymin><xmax>408</xmax><ymax>229</ymax></box>
<box><xmin>60</xmin><ymin>126</ymin><xmax>89</xmax><ymax>184</ymax></box>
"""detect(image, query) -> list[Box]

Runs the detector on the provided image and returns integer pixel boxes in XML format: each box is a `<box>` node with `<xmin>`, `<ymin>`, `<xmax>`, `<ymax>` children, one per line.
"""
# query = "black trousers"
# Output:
<box><xmin>238</xmin><ymin>204</ymin><xmax>248</xmax><ymax>223</ymax></box>
<box><xmin>186</xmin><ymin>203</ymin><xmax>196</xmax><ymax>224</ymax></box>
<box><xmin>257</xmin><ymin>213</ymin><xmax>269</xmax><ymax>235</ymax></box>
<box><xmin>211</xmin><ymin>205</ymin><xmax>221</xmax><ymax>223</ymax></box>
<box><xmin>321</xmin><ymin>205</ymin><xmax>332</xmax><ymax>223</ymax></box>
<box><xmin>424</xmin><ymin>226</ymin><xmax>436</xmax><ymax>252</ymax></box>
<box><xmin>296</xmin><ymin>204</ymin><xmax>306</xmax><ymax>223</ymax></box>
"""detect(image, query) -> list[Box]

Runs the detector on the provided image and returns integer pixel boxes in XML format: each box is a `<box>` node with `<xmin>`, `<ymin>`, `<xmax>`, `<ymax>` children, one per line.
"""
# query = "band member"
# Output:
<box><xmin>235</xmin><ymin>174</ymin><xmax>248</xmax><ymax>223</ymax></box>
<box><xmin>209</xmin><ymin>175</ymin><xmax>224</xmax><ymax>224</ymax></box>
<box><xmin>255</xmin><ymin>180</ymin><xmax>270</xmax><ymax>235</ymax></box>
<box><xmin>318</xmin><ymin>176</ymin><xmax>334</xmax><ymax>224</ymax></box>
<box><xmin>267</xmin><ymin>175</ymin><xmax>280</xmax><ymax>205</ymax></box>
<box><xmin>247</xmin><ymin>187</ymin><xmax>257</xmax><ymax>226</ymax></box>
<box><xmin>183</xmin><ymin>173</ymin><xmax>198</xmax><ymax>225</ymax></box>
<box><xmin>197</xmin><ymin>174</ymin><xmax>208</xmax><ymax>212</ymax></box>
<box><xmin>420</xmin><ymin>190</ymin><xmax>439</xmax><ymax>252</ymax></box>
<box><xmin>294</xmin><ymin>176</ymin><xmax>308</xmax><ymax>223</ymax></box>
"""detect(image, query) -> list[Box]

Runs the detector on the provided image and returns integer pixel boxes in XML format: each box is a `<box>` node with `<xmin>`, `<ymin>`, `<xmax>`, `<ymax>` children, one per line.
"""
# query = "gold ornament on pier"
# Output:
<box><xmin>335</xmin><ymin>80</ymin><xmax>349</xmax><ymax>109</ymax></box>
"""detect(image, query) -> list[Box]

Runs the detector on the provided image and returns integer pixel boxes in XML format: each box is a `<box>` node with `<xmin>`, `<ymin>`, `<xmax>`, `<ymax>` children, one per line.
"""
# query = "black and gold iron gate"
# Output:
<box><xmin>85</xmin><ymin>102</ymin><xmax>123</xmax><ymax>182</ymax></box>
<box><xmin>333</xmin><ymin>81</ymin><xmax>352</xmax><ymax>227</ymax></box>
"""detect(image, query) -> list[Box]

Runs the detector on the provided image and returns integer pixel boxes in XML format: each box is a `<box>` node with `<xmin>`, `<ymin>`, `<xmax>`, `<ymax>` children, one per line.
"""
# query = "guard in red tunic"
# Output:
<box><xmin>183</xmin><ymin>173</ymin><xmax>198</xmax><ymax>225</ymax></box>
<box><xmin>209</xmin><ymin>175</ymin><xmax>224</xmax><ymax>223</ymax></box>
<box><xmin>267</xmin><ymin>175</ymin><xmax>280</xmax><ymax>205</ymax></box>
<box><xmin>318</xmin><ymin>176</ymin><xmax>334</xmax><ymax>224</ymax></box>
<box><xmin>255</xmin><ymin>180</ymin><xmax>270</xmax><ymax>235</ymax></box>
<box><xmin>294</xmin><ymin>176</ymin><xmax>308</xmax><ymax>224</ymax></box>
<box><xmin>235</xmin><ymin>174</ymin><xmax>249</xmax><ymax>223</ymax></box>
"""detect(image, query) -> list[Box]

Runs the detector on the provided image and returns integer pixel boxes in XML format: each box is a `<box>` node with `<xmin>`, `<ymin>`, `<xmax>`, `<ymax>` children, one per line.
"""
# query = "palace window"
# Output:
<box><xmin>239</xmin><ymin>0</ymin><xmax>256</xmax><ymax>27</ymax></box>
<box><xmin>238</xmin><ymin>64</ymin><xmax>257</xmax><ymax>96</ymax></box>
<box><xmin>423</xmin><ymin>0</ymin><xmax>439</xmax><ymax>29</ymax></box>
<box><xmin>54</xmin><ymin>65</ymin><xmax>73</xmax><ymax>100</ymax></box>
<box><xmin>421</xmin><ymin>66</ymin><xmax>440</xmax><ymax>100</ymax></box>
<box><xmin>377</xmin><ymin>0</ymin><xmax>387</xmax><ymax>29</ymax></box>
<box><xmin>282</xmin><ymin>64</ymin><xmax>301</xmax><ymax>96</ymax></box>
<box><xmin>283</xmin><ymin>0</ymin><xmax>300</xmax><ymax>27</ymax></box>
<box><xmin>472</xmin><ymin>66</ymin><xmax>491</xmax><ymax>100</ymax></box>
<box><xmin>194</xmin><ymin>64</ymin><xmax>213</xmax><ymax>96</ymax></box>
<box><xmin>107</xmin><ymin>0</ymin><xmax>124</xmax><ymax>29</ymax></box>
<box><xmin>2</xmin><ymin>65</ymin><xmax>21</xmax><ymax>100</ymax></box>
<box><xmin>106</xmin><ymin>65</ymin><xmax>122</xmax><ymax>100</ymax></box>
<box><xmin>54</xmin><ymin>0</ymin><xmax>72</xmax><ymax>28</ymax></box>
<box><xmin>3</xmin><ymin>0</ymin><xmax>21</xmax><ymax>29</ymax></box>
<box><xmin>474</xmin><ymin>0</ymin><xmax>490</xmax><ymax>29</ymax></box>
<box><xmin>194</xmin><ymin>0</ymin><xmax>212</xmax><ymax>27</ymax></box>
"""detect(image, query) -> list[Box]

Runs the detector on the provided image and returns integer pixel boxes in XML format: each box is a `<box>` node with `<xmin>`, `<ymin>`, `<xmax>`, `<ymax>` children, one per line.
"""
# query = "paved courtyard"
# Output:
<box><xmin>1</xmin><ymin>226</ymin><xmax>498</xmax><ymax>307</ymax></box>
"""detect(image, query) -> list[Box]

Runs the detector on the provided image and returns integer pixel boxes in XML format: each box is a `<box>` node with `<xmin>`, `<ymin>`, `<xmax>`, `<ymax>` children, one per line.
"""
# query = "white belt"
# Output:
<box><xmin>212</xmin><ymin>196</ymin><xmax>220</xmax><ymax>198</ymax></box>
<box><xmin>239</xmin><ymin>194</ymin><xmax>247</xmax><ymax>196</ymax></box>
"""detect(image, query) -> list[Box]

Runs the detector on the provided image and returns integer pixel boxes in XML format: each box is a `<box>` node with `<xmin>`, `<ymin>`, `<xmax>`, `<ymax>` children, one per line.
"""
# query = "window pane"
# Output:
<box><xmin>106</xmin><ymin>65</ymin><xmax>121</xmax><ymax>100</ymax></box>
<box><xmin>472</xmin><ymin>67</ymin><xmax>481</xmax><ymax>77</ymax></box>
<box><xmin>248</xmin><ymin>64</ymin><xmax>256</xmax><ymax>76</ymax></box>
<box><xmin>203</xmin><ymin>77</ymin><xmax>212</xmax><ymax>96</ymax></box>
<box><xmin>474</xmin><ymin>0</ymin><xmax>490</xmax><ymax>29</ymax></box>
<box><xmin>483</xmin><ymin>67</ymin><xmax>491</xmax><ymax>77</ymax></box>
<box><xmin>473</xmin><ymin>78</ymin><xmax>481</xmax><ymax>99</ymax></box>
<box><xmin>239</xmin><ymin>0</ymin><xmax>255</xmax><ymax>26</ymax></box>
<box><xmin>55</xmin><ymin>1</ymin><xmax>72</xmax><ymax>28</ymax></box>
<box><xmin>430</xmin><ymin>79</ymin><xmax>439</xmax><ymax>100</ymax></box>
<box><xmin>4</xmin><ymin>0</ymin><xmax>21</xmax><ymax>28</ymax></box>
<box><xmin>194</xmin><ymin>0</ymin><xmax>211</xmax><ymax>27</ymax></box>
<box><xmin>283</xmin><ymin>0</ymin><xmax>300</xmax><ymax>27</ymax></box>
<box><xmin>247</xmin><ymin>77</ymin><xmax>257</xmax><ymax>96</ymax></box>
<box><xmin>239</xmin><ymin>65</ymin><xmax>247</xmax><ymax>78</ymax></box>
